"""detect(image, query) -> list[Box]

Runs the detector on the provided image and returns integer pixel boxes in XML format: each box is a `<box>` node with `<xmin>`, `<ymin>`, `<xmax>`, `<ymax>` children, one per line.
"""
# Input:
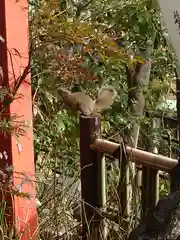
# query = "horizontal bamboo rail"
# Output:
<box><xmin>90</xmin><ymin>138</ymin><xmax>177</xmax><ymax>172</ymax></box>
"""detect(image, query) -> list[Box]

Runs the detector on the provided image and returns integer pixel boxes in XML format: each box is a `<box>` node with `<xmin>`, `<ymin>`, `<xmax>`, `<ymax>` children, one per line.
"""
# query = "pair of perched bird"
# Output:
<box><xmin>58</xmin><ymin>86</ymin><xmax>117</xmax><ymax>115</ymax></box>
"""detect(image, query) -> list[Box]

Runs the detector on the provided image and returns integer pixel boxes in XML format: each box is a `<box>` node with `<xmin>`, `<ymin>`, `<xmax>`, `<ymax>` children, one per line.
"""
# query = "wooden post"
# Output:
<box><xmin>170</xmin><ymin>161</ymin><xmax>180</xmax><ymax>193</ymax></box>
<box><xmin>0</xmin><ymin>0</ymin><xmax>37</xmax><ymax>239</ymax></box>
<box><xmin>118</xmin><ymin>149</ymin><xmax>130</xmax><ymax>218</ymax></box>
<box><xmin>80</xmin><ymin>114</ymin><xmax>106</xmax><ymax>240</ymax></box>
<box><xmin>141</xmin><ymin>167</ymin><xmax>159</xmax><ymax>216</ymax></box>
<box><xmin>141</xmin><ymin>119</ymin><xmax>159</xmax><ymax>217</ymax></box>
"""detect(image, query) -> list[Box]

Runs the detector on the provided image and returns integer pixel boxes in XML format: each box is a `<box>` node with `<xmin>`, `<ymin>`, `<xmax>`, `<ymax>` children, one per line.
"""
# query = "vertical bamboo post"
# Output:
<box><xmin>141</xmin><ymin>118</ymin><xmax>159</xmax><ymax>217</ymax></box>
<box><xmin>80</xmin><ymin>114</ymin><xmax>106</xmax><ymax>240</ymax></box>
<box><xmin>170</xmin><ymin>161</ymin><xmax>180</xmax><ymax>193</ymax></box>
<box><xmin>141</xmin><ymin>167</ymin><xmax>159</xmax><ymax>216</ymax></box>
<box><xmin>118</xmin><ymin>149</ymin><xmax>130</xmax><ymax>218</ymax></box>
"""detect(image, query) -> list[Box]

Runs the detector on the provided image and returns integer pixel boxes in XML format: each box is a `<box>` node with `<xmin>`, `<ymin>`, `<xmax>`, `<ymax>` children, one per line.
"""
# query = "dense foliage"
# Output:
<box><xmin>29</xmin><ymin>0</ymin><xmax>177</xmax><ymax>174</ymax></box>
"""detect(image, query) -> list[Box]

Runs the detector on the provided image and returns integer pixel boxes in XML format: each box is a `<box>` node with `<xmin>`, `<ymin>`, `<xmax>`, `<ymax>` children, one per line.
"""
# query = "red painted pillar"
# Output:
<box><xmin>0</xmin><ymin>0</ymin><xmax>37</xmax><ymax>239</ymax></box>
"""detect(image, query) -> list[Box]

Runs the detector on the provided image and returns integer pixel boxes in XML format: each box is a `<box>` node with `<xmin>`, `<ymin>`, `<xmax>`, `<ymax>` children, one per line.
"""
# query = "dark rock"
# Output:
<box><xmin>128</xmin><ymin>191</ymin><xmax>180</xmax><ymax>240</ymax></box>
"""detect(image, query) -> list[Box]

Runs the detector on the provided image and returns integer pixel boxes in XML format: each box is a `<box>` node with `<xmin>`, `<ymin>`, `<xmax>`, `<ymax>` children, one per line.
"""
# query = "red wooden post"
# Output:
<box><xmin>0</xmin><ymin>0</ymin><xmax>37</xmax><ymax>239</ymax></box>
